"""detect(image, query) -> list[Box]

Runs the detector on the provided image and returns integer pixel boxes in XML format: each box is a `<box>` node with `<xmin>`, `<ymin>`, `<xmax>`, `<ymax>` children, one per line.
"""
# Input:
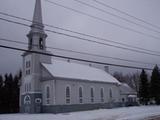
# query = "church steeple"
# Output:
<box><xmin>20</xmin><ymin>0</ymin><xmax>51</xmax><ymax>114</ymax></box>
<box><xmin>27</xmin><ymin>0</ymin><xmax>47</xmax><ymax>51</ymax></box>
<box><xmin>32</xmin><ymin>0</ymin><xmax>43</xmax><ymax>30</ymax></box>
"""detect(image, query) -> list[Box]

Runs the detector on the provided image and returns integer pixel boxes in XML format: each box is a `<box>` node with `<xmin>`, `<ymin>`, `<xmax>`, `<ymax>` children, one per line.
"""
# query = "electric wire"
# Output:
<box><xmin>0</xmin><ymin>44</ymin><xmax>153</xmax><ymax>70</ymax></box>
<box><xmin>92</xmin><ymin>0</ymin><xmax>160</xmax><ymax>30</ymax></box>
<box><xmin>73</xmin><ymin>0</ymin><xmax>160</xmax><ymax>34</ymax></box>
<box><xmin>45</xmin><ymin>0</ymin><xmax>160</xmax><ymax>41</ymax></box>
<box><xmin>1</xmin><ymin>17</ymin><xmax>160</xmax><ymax>57</ymax></box>
<box><xmin>0</xmin><ymin>11</ymin><xmax>160</xmax><ymax>54</ymax></box>
<box><xmin>0</xmin><ymin>37</ymin><xmax>158</xmax><ymax>66</ymax></box>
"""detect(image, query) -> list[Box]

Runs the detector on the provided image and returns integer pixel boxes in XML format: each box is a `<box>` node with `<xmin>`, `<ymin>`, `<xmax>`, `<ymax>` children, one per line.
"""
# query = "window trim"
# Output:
<box><xmin>78</xmin><ymin>86</ymin><xmax>83</xmax><ymax>104</ymax></box>
<box><xmin>39</xmin><ymin>37</ymin><xmax>43</xmax><ymax>49</ymax></box>
<box><xmin>109</xmin><ymin>88</ymin><xmax>113</xmax><ymax>99</ymax></box>
<box><xmin>45</xmin><ymin>85</ymin><xmax>51</xmax><ymax>105</ymax></box>
<box><xmin>25</xmin><ymin>61</ymin><xmax>31</xmax><ymax>76</ymax></box>
<box><xmin>90</xmin><ymin>86</ymin><xmax>95</xmax><ymax>103</ymax></box>
<box><xmin>65</xmin><ymin>85</ymin><xmax>71</xmax><ymax>104</ymax></box>
<box><xmin>100</xmin><ymin>87</ymin><xmax>104</xmax><ymax>103</ymax></box>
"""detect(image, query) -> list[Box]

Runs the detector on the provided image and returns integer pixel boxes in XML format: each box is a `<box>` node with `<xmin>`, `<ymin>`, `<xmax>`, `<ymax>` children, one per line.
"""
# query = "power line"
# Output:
<box><xmin>0</xmin><ymin>11</ymin><xmax>160</xmax><ymax>54</ymax></box>
<box><xmin>0</xmin><ymin>37</ymin><xmax>158</xmax><ymax>66</ymax></box>
<box><xmin>73</xmin><ymin>0</ymin><xmax>160</xmax><ymax>34</ymax></box>
<box><xmin>0</xmin><ymin>44</ymin><xmax>153</xmax><ymax>70</ymax></box>
<box><xmin>92</xmin><ymin>0</ymin><xmax>160</xmax><ymax>30</ymax></box>
<box><xmin>1</xmin><ymin>17</ymin><xmax>160</xmax><ymax>57</ymax></box>
<box><xmin>45</xmin><ymin>0</ymin><xmax>160</xmax><ymax>41</ymax></box>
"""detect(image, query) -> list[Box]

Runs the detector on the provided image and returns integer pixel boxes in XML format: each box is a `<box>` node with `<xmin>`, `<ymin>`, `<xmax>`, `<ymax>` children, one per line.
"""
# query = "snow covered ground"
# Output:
<box><xmin>0</xmin><ymin>106</ymin><xmax>160</xmax><ymax>120</ymax></box>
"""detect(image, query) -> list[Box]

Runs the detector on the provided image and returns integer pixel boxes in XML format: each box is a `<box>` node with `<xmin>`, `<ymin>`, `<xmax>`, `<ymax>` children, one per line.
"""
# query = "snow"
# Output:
<box><xmin>42</xmin><ymin>59</ymin><xmax>120</xmax><ymax>84</ymax></box>
<box><xmin>128</xmin><ymin>95</ymin><xmax>137</xmax><ymax>98</ymax></box>
<box><xmin>120</xmin><ymin>83</ymin><xmax>136</xmax><ymax>94</ymax></box>
<box><xmin>1</xmin><ymin>106</ymin><xmax>160</xmax><ymax>120</ymax></box>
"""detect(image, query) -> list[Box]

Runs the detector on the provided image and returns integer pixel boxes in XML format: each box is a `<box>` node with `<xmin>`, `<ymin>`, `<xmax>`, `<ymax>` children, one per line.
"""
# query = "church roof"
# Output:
<box><xmin>42</xmin><ymin>59</ymin><xmax>120</xmax><ymax>84</ymax></box>
<box><xmin>119</xmin><ymin>83</ymin><xmax>136</xmax><ymax>95</ymax></box>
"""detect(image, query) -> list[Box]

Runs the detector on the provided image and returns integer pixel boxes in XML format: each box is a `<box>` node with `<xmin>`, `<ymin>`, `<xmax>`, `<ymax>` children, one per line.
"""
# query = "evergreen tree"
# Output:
<box><xmin>0</xmin><ymin>75</ymin><xmax>3</xmax><ymax>88</ymax></box>
<box><xmin>0</xmin><ymin>75</ymin><xmax>3</xmax><ymax>113</ymax></box>
<box><xmin>3</xmin><ymin>73</ymin><xmax>14</xmax><ymax>113</ymax></box>
<box><xmin>3</xmin><ymin>74</ymin><xmax>9</xmax><ymax>113</ymax></box>
<box><xmin>139</xmin><ymin>69</ymin><xmax>149</xmax><ymax>105</ymax></box>
<box><xmin>150</xmin><ymin>65</ymin><xmax>160</xmax><ymax>104</ymax></box>
<box><xmin>12</xmin><ymin>75</ymin><xmax>20</xmax><ymax>112</ymax></box>
<box><xmin>0</xmin><ymin>72</ymin><xmax>21</xmax><ymax>113</ymax></box>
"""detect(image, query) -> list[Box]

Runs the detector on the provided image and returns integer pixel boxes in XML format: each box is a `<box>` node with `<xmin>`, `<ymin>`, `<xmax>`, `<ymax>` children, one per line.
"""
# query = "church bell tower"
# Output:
<box><xmin>27</xmin><ymin>0</ymin><xmax>47</xmax><ymax>51</ymax></box>
<box><xmin>20</xmin><ymin>0</ymin><xmax>51</xmax><ymax>113</ymax></box>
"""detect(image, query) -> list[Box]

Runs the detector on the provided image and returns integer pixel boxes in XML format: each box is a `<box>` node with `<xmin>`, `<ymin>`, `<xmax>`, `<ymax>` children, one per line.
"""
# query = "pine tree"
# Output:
<box><xmin>12</xmin><ymin>75</ymin><xmax>20</xmax><ymax>112</ymax></box>
<box><xmin>0</xmin><ymin>71</ymin><xmax>21</xmax><ymax>113</ymax></box>
<box><xmin>0</xmin><ymin>75</ymin><xmax>3</xmax><ymax>113</ymax></box>
<box><xmin>139</xmin><ymin>69</ymin><xmax>149</xmax><ymax>105</ymax></box>
<box><xmin>3</xmin><ymin>73</ymin><xmax>14</xmax><ymax>113</ymax></box>
<box><xmin>150</xmin><ymin>65</ymin><xmax>160</xmax><ymax>104</ymax></box>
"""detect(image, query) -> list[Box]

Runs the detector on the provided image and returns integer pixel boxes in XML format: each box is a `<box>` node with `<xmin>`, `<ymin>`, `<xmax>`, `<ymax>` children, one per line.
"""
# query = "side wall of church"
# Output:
<box><xmin>41</xmin><ymin>79</ymin><xmax>121</xmax><ymax>106</ymax></box>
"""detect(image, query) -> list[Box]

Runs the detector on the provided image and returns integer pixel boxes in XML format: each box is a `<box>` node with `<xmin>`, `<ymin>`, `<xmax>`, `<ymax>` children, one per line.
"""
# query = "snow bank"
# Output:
<box><xmin>0</xmin><ymin>106</ymin><xmax>160</xmax><ymax>120</ymax></box>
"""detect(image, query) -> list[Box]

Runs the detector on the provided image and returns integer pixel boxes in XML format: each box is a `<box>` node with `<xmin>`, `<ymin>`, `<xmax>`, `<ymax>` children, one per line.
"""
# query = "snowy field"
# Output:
<box><xmin>0</xmin><ymin>106</ymin><xmax>160</xmax><ymax>120</ymax></box>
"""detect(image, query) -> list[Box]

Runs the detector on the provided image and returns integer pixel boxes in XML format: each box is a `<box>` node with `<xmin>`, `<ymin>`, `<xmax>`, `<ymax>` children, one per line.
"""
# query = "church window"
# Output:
<box><xmin>79</xmin><ymin>86</ymin><xmax>83</xmax><ymax>103</ymax></box>
<box><xmin>26</xmin><ymin>70</ymin><xmax>30</xmax><ymax>75</ymax></box>
<box><xmin>90</xmin><ymin>87</ymin><xmax>94</xmax><ymax>103</ymax></box>
<box><xmin>26</xmin><ymin>61</ymin><xmax>31</xmax><ymax>75</ymax></box>
<box><xmin>46</xmin><ymin>85</ymin><xmax>50</xmax><ymax>105</ymax></box>
<box><xmin>26</xmin><ymin>61</ymin><xmax>31</xmax><ymax>68</ymax></box>
<box><xmin>29</xmin><ymin>38</ymin><xmax>32</xmax><ymax>49</ymax></box>
<box><xmin>109</xmin><ymin>89</ymin><xmax>112</xmax><ymax>98</ymax></box>
<box><xmin>122</xmin><ymin>98</ymin><xmax>125</xmax><ymax>102</ymax></box>
<box><xmin>66</xmin><ymin>86</ymin><xmax>70</xmax><ymax>104</ymax></box>
<box><xmin>100</xmin><ymin>88</ymin><xmax>104</xmax><ymax>102</ymax></box>
<box><xmin>39</xmin><ymin>38</ymin><xmax>43</xmax><ymax>49</ymax></box>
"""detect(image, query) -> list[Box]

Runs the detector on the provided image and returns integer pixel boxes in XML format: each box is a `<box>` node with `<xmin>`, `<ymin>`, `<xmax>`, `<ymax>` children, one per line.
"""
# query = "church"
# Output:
<box><xmin>20</xmin><ymin>0</ymin><xmax>137</xmax><ymax>113</ymax></box>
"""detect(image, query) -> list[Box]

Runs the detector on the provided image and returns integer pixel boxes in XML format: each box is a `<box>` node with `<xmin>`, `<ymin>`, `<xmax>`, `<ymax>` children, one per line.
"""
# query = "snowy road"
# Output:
<box><xmin>0</xmin><ymin>106</ymin><xmax>160</xmax><ymax>120</ymax></box>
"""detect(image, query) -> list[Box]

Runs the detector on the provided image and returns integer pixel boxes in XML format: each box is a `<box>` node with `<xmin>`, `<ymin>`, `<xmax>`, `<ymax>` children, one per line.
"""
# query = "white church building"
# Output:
<box><xmin>20</xmin><ymin>0</ymin><xmax>137</xmax><ymax>113</ymax></box>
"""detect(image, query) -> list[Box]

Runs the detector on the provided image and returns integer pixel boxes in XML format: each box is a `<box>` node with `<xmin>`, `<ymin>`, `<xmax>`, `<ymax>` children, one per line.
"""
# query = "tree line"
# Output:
<box><xmin>0</xmin><ymin>71</ymin><xmax>21</xmax><ymax>113</ymax></box>
<box><xmin>113</xmin><ymin>65</ymin><xmax>160</xmax><ymax>105</ymax></box>
<box><xmin>139</xmin><ymin>65</ymin><xmax>160</xmax><ymax>105</ymax></box>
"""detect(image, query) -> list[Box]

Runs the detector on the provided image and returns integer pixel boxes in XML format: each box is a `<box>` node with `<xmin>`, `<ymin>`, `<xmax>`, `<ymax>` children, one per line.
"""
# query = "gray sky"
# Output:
<box><xmin>0</xmin><ymin>0</ymin><xmax>160</xmax><ymax>75</ymax></box>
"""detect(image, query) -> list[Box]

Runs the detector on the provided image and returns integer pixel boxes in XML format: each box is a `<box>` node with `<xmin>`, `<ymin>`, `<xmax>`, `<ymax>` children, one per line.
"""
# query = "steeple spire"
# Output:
<box><xmin>32</xmin><ymin>0</ymin><xmax>43</xmax><ymax>28</ymax></box>
<box><xmin>27</xmin><ymin>0</ymin><xmax>47</xmax><ymax>51</ymax></box>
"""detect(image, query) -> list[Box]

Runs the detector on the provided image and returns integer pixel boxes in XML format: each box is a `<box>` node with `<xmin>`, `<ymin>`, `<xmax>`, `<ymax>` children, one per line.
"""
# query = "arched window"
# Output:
<box><xmin>90</xmin><ymin>87</ymin><xmax>94</xmax><ymax>103</ymax></box>
<box><xmin>39</xmin><ymin>38</ymin><xmax>43</xmax><ymax>49</ymax></box>
<box><xmin>100</xmin><ymin>88</ymin><xmax>104</xmax><ymax>102</ymax></box>
<box><xmin>109</xmin><ymin>89</ymin><xmax>112</xmax><ymax>98</ymax></box>
<box><xmin>29</xmin><ymin>38</ymin><xmax>32</xmax><ymax>50</ymax></box>
<box><xmin>79</xmin><ymin>86</ymin><xmax>83</xmax><ymax>103</ymax></box>
<box><xmin>66</xmin><ymin>86</ymin><xmax>70</xmax><ymax>104</ymax></box>
<box><xmin>46</xmin><ymin>85</ymin><xmax>50</xmax><ymax>105</ymax></box>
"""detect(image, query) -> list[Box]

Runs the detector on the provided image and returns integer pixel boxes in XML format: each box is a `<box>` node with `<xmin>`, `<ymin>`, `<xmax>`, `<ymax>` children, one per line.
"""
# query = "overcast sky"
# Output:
<box><xmin>0</xmin><ymin>0</ymin><xmax>160</xmax><ymax>75</ymax></box>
